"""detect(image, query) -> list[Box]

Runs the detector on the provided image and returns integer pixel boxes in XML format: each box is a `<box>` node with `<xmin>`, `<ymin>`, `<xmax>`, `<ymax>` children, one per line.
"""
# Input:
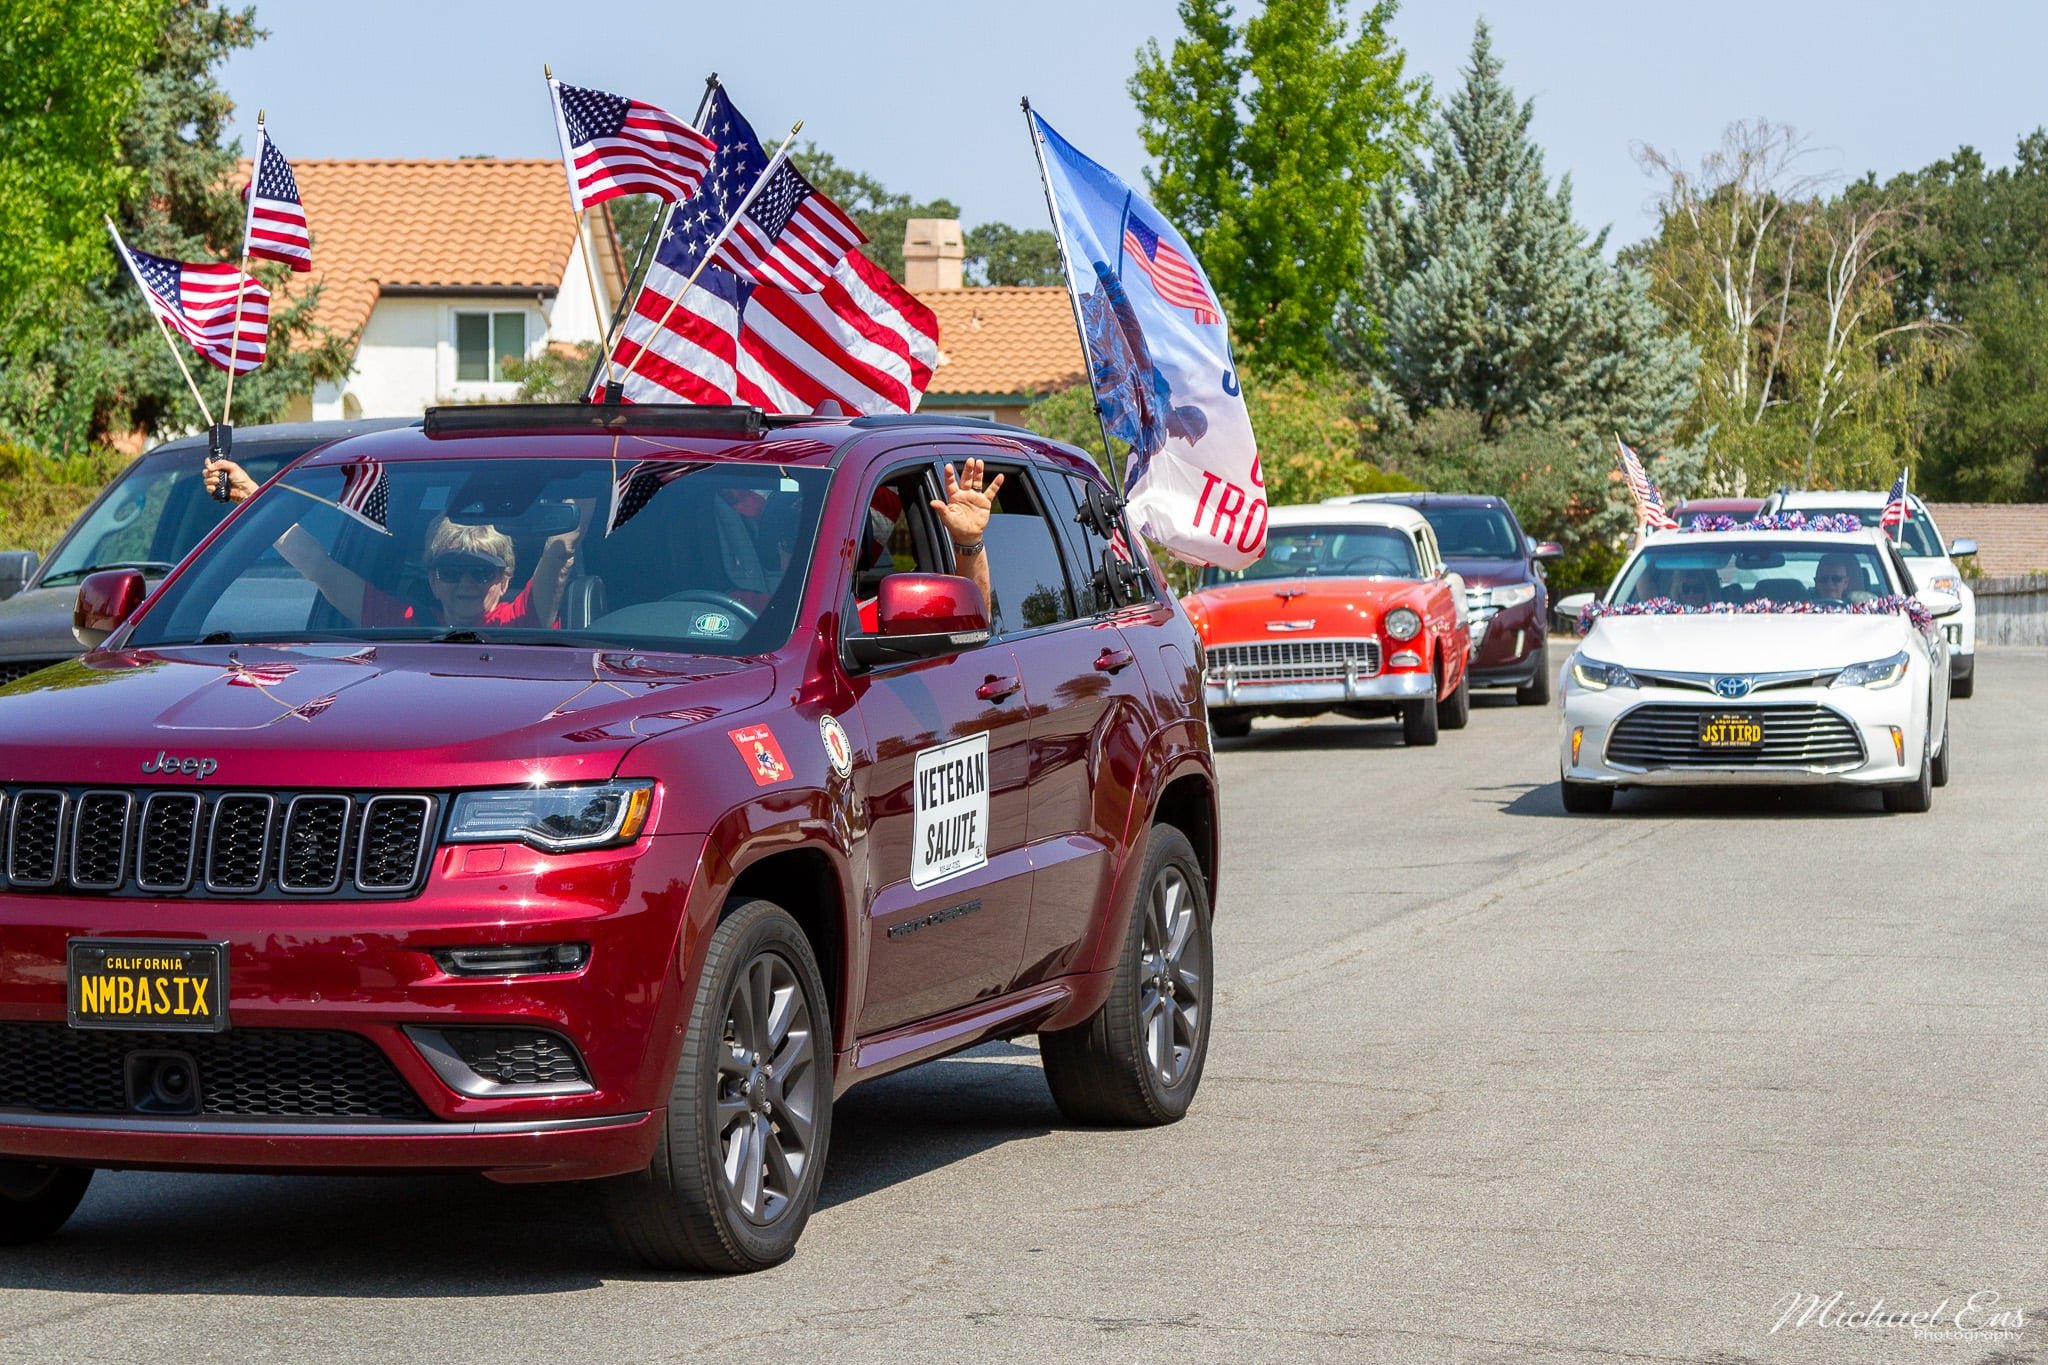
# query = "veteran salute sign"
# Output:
<box><xmin>912</xmin><ymin>734</ymin><xmax>989</xmax><ymax>889</ymax></box>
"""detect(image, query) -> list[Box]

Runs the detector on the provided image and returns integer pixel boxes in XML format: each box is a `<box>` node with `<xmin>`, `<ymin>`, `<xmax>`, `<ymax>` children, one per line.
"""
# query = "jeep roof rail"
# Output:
<box><xmin>423</xmin><ymin>403</ymin><xmax>766</xmax><ymax>439</ymax></box>
<box><xmin>847</xmin><ymin>412</ymin><xmax>1037</xmax><ymax>436</ymax></box>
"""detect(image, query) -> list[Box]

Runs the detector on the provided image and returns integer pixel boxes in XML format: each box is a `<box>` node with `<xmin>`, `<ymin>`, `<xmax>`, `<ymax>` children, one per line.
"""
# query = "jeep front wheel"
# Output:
<box><xmin>0</xmin><ymin>1162</ymin><xmax>91</xmax><ymax>1245</ymax></box>
<box><xmin>602</xmin><ymin>899</ymin><xmax>832</xmax><ymax>1272</ymax></box>
<box><xmin>1041</xmin><ymin>824</ymin><xmax>1212</xmax><ymax>1125</ymax></box>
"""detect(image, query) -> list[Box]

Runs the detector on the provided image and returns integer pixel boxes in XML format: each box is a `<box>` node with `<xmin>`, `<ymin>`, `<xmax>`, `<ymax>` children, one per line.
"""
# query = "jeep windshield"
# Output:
<box><xmin>38</xmin><ymin>444</ymin><xmax>303</xmax><ymax>587</ymax></box>
<box><xmin>126</xmin><ymin>456</ymin><xmax>830</xmax><ymax>655</ymax></box>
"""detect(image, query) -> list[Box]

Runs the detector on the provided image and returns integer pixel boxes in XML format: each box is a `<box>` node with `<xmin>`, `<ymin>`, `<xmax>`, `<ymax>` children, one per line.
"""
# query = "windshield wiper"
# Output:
<box><xmin>199</xmin><ymin>631</ymin><xmax>235</xmax><ymax>645</ymax></box>
<box><xmin>41</xmin><ymin>560</ymin><xmax>177</xmax><ymax>586</ymax></box>
<box><xmin>434</xmin><ymin>629</ymin><xmax>488</xmax><ymax>644</ymax></box>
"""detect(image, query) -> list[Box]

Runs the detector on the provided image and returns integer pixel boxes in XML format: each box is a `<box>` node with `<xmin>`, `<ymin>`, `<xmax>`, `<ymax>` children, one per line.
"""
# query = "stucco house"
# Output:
<box><xmin>903</xmin><ymin>218</ymin><xmax>1083</xmax><ymax>427</ymax></box>
<box><xmin>279</xmin><ymin>160</ymin><xmax>625</xmax><ymax>419</ymax></box>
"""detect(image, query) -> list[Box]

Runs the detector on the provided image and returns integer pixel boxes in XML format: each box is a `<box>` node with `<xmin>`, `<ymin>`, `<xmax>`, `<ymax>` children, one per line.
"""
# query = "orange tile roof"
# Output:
<box><xmin>1927</xmin><ymin>502</ymin><xmax>2048</xmax><ymax>577</ymax></box>
<box><xmin>914</xmin><ymin>286</ymin><xmax>1083</xmax><ymax>401</ymax></box>
<box><xmin>248</xmin><ymin>160</ymin><xmax>622</xmax><ymax>344</ymax></box>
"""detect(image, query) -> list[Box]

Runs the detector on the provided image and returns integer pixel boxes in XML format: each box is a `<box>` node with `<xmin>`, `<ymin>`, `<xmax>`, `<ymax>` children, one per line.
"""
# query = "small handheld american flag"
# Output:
<box><xmin>111</xmin><ymin>230</ymin><xmax>270</xmax><ymax>376</ymax></box>
<box><xmin>1617</xmin><ymin>436</ymin><xmax>1677</xmax><ymax>531</ymax></box>
<box><xmin>550</xmin><ymin>78</ymin><xmax>717</xmax><ymax>211</ymax></box>
<box><xmin>1880</xmin><ymin>470</ymin><xmax>1911</xmax><ymax>529</ymax></box>
<box><xmin>242</xmin><ymin>125</ymin><xmax>311</xmax><ymax>271</ymax></box>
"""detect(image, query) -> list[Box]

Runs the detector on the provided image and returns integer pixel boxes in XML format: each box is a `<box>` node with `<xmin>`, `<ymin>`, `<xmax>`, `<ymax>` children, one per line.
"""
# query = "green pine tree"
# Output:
<box><xmin>1339</xmin><ymin>20</ymin><xmax>1696</xmax><ymax>449</ymax></box>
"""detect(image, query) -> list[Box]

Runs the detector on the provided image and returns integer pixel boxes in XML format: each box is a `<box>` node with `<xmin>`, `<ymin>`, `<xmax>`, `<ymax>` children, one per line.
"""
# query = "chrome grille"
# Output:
<box><xmin>1606</xmin><ymin>704</ymin><xmax>1866</xmax><ymax>771</ymax></box>
<box><xmin>0</xmin><ymin>786</ymin><xmax>436</xmax><ymax>898</ymax></box>
<box><xmin>1207</xmin><ymin>638</ymin><xmax>1381</xmax><ymax>681</ymax></box>
<box><xmin>69</xmin><ymin>792</ymin><xmax>132</xmax><ymax>890</ymax></box>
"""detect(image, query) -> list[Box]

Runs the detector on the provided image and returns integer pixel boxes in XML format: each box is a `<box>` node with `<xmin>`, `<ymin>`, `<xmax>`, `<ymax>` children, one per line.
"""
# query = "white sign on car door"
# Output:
<box><xmin>912</xmin><ymin>733</ymin><xmax>989</xmax><ymax>889</ymax></box>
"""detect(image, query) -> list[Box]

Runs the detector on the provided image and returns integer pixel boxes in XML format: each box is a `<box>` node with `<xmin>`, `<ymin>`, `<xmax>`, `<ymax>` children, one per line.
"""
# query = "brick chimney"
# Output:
<box><xmin>903</xmin><ymin>217</ymin><xmax>964</xmax><ymax>291</ymax></box>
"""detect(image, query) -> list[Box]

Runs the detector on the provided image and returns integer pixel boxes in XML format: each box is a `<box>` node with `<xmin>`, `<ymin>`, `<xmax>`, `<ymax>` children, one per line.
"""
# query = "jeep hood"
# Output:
<box><xmin>0</xmin><ymin>644</ymin><xmax>773</xmax><ymax>788</ymax></box>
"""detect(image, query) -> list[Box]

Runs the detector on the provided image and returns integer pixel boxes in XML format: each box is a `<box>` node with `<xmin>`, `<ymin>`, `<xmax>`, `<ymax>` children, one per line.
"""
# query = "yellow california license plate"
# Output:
<box><xmin>1698</xmin><ymin>712</ymin><xmax>1764</xmax><ymax>750</ymax></box>
<box><xmin>67</xmin><ymin>940</ymin><xmax>227</xmax><ymax>1033</ymax></box>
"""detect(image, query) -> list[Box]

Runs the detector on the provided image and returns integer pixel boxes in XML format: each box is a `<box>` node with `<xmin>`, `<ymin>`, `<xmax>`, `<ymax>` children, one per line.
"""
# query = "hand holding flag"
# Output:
<box><xmin>1616</xmin><ymin>436</ymin><xmax>1677</xmax><ymax>532</ymax></box>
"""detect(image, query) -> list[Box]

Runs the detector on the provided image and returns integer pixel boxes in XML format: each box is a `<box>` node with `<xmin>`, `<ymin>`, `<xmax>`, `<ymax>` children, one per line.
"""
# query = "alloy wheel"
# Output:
<box><xmin>1138</xmin><ymin>865</ymin><xmax>1206</xmax><ymax>1088</ymax></box>
<box><xmin>716</xmin><ymin>952</ymin><xmax>820</xmax><ymax>1226</ymax></box>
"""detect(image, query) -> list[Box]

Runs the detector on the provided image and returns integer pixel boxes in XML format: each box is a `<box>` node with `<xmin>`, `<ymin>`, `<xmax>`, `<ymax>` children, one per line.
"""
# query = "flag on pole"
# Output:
<box><xmin>1616</xmin><ymin>437</ymin><xmax>1678</xmax><ymax>531</ymax></box>
<box><xmin>112</xmin><ymin>233</ymin><xmax>270</xmax><ymax>375</ymax></box>
<box><xmin>335</xmin><ymin>460</ymin><xmax>390</xmax><ymax>533</ymax></box>
<box><xmin>550</xmin><ymin>79</ymin><xmax>717</xmax><ymax>211</ymax></box>
<box><xmin>675</xmin><ymin>88</ymin><xmax>863</xmax><ymax>293</ymax></box>
<box><xmin>241</xmin><ymin>126</ymin><xmax>312</xmax><ymax>271</ymax></box>
<box><xmin>1880</xmin><ymin>470</ymin><xmax>1911</xmax><ymax>529</ymax></box>
<box><xmin>609</xmin><ymin>86</ymin><xmax>937</xmax><ymax>415</ymax></box>
<box><xmin>1028</xmin><ymin>107</ymin><xmax>1264</xmax><ymax>569</ymax></box>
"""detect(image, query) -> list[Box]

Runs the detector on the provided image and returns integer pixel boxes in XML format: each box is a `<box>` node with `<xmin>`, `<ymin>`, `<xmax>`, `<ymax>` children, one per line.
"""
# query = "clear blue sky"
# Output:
<box><xmin>221</xmin><ymin>1</ymin><xmax>2048</xmax><ymax>252</ymax></box>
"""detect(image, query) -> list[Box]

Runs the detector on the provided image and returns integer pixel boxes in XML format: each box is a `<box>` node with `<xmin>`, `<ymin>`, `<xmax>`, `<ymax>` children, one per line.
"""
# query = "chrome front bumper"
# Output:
<box><xmin>1205</xmin><ymin>670</ymin><xmax>1434</xmax><ymax>706</ymax></box>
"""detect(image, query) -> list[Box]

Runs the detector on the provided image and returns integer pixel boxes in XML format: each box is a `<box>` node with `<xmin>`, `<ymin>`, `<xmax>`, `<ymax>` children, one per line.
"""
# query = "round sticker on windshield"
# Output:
<box><xmin>819</xmin><ymin>714</ymin><xmax>853</xmax><ymax>778</ymax></box>
<box><xmin>692</xmin><ymin>611</ymin><xmax>734</xmax><ymax>636</ymax></box>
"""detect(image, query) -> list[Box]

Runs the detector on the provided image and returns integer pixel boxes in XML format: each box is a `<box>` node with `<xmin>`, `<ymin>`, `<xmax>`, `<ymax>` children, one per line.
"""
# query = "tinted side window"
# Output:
<box><xmin>980</xmin><ymin>465</ymin><xmax>1076</xmax><ymax>635</ymax></box>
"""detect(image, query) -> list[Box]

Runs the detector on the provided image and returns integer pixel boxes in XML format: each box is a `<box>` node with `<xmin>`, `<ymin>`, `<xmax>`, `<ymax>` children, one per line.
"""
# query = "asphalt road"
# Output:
<box><xmin>5</xmin><ymin>651</ymin><xmax>2045</xmax><ymax>1364</ymax></box>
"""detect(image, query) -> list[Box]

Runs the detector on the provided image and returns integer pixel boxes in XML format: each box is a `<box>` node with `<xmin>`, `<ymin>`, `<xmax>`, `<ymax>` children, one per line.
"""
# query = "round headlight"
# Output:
<box><xmin>1385</xmin><ymin>607</ymin><xmax>1422</xmax><ymax>641</ymax></box>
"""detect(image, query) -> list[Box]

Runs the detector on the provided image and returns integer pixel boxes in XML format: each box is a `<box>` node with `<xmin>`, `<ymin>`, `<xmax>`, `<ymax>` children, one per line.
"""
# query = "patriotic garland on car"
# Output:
<box><xmin>1680</xmin><ymin>513</ymin><xmax>1865</xmax><ymax>534</ymax></box>
<box><xmin>1579</xmin><ymin>595</ymin><xmax>1936</xmax><ymax>636</ymax></box>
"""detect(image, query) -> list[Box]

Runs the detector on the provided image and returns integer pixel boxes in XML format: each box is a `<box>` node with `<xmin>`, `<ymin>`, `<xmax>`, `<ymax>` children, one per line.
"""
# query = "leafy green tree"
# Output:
<box><xmin>1921</xmin><ymin>273</ymin><xmax>2048</xmax><ymax>500</ymax></box>
<box><xmin>0</xmin><ymin>2</ymin><xmax>351</xmax><ymax>456</ymax></box>
<box><xmin>1131</xmin><ymin>0</ymin><xmax>1424</xmax><ymax>372</ymax></box>
<box><xmin>0</xmin><ymin>0</ymin><xmax>163</xmax><ymax>345</ymax></box>
<box><xmin>964</xmin><ymin>223</ymin><xmax>1061</xmax><ymax>287</ymax></box>
<box><xmin>1341</xmin><ymin>20</ymin><xmax>1696</xmax><ymax>447</ymax></box>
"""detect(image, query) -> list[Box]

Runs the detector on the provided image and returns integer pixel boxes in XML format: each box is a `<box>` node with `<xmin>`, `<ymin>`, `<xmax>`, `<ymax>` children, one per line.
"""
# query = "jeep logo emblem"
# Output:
<box><xmin>141</xmin><ymin>751</ymin><xmax>219</xmax><ymax>780</ymax></box>
<box><xmin>1711</xmin><ymin>676</ymin><xmax>1753</xmax><ymax>700</ymax></box>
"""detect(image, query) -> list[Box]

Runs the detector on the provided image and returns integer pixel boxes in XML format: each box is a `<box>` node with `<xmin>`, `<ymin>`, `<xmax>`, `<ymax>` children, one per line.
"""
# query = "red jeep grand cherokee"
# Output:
<box><xmin>0</xmin><ymin>405</ymin><xmax>1217</xmax><ymax>1272</ymax></box>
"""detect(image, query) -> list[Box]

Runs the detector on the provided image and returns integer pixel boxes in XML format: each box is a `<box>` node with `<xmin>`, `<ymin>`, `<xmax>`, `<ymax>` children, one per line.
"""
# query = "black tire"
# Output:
<box><xmin>1402</xmin><ymin>686</ymin><xmax>1439</xmax><ymax>746</ymax></box>
<box><xmin>0</xmin><ymin>1163</ymin><xmax>91</xmax><ymax>1246</ymax></box>
<box><xmin>1441</xmin><ymin>672</ymin><xmax>1470</xmax><ymax>730</ymax></box>
<box><xmin>1515</xmin><ymin>649</ymin><xmax>1552</xmax><ymax>706</ymax></box>
<box><xmin>1931</xmin><ymin>720</ymin><xmax>1951</xmax><ymax>788</ymax></box>
<box><xmin>1882</xmin><ymin>726</ymin><xmax>1935</xmax><ymax>814</ymax></box>
<box><xmin>602</xmin><ymin>899</ymin><xmax>833</xmax><ymax>1273</ymax></box>
<box><xmin>1041</xmin><ymin>825</ymin><xmax>1212</xmax><ymax>1126</ymax></box>
<box><xmin>1951</xmin><ymin>658</ymin><xmax>1975</xmax><ymax>699</ymax></box>
<box><xmin>1560</xmin><ymin>778</ymin><xmax>1613</xmax><ymax>814</ymax></box>
<box><xmin>1210</xmin><ymin>709</ymin><xmax>1252</xmax><ymax>740</ymax></box>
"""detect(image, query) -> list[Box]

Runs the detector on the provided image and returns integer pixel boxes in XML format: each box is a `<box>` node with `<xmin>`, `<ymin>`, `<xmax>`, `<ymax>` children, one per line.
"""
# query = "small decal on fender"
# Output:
<box><xmin>728</xmin><ymin>725</ymin><xmax>792</xmax><ymax>787</ymax></box>
<box><xmin>819</xmin><ymin>714</ymin><xmax>853</xmax><ymax>778</ymax></box>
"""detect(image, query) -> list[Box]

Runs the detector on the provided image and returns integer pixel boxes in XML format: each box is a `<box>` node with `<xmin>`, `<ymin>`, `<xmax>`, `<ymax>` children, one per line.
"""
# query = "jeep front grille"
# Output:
<box><xmin>1206</xmin><ymin>638</ymin><xmax>1381</xmax><ymax>681</ymax></box>
<box><xmin>0</xmin><ymin>785</ymin><xmax>437</xmax><ymax>898</ymax></box>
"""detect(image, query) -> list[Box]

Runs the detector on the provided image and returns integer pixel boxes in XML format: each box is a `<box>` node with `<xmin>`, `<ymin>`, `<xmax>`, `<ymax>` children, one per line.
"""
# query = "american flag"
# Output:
<box><xmin>1616</xmin><ymin>437</ymin><xmax>1677</xmax><ymax>530</ymax></box>
<box><xmin>116</xmin><ymin>235</ymin><xmax>270</xmax><ymax>375</ymax></box>
<box><xmin>551</xmin><ymin>79</ymin><xmax>716</xmax><ymax>211</ymax></box>
<box><xmin>242</xmin><ymin>127</ymin><xmax>311</xmax><ymax>271</ymax></box>
<box><xmin>1880</xmin><ymin>470</ymin><xmax>1912</xmax><ymax>528</ymax></box>
<box><xmin>609</xmin><ymin>87</ymin><xmax>938</xmax><ymax>415</ymax></box>
<box><xmin>608</xmin><ymin>460</ymin><xmax>705</xmax><ymax>535</ymax></box>
<box><xmin>1122</xmin><ymin>215</ymin><xmax>1218</xmax><ymax>324</ymax></box>
<box><xmin>335</xmin><ymin>460</ymin><xmax>390</xmax><ymax>534</ymax></box>
<box><xmin>684</xmin><ymin>88</ymin><xmax>864</xmax><ymax>293</ymax></box>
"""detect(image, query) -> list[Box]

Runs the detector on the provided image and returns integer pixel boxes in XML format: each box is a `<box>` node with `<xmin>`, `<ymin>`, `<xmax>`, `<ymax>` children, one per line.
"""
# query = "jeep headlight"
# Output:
<box><xmin>1831</xmin><ymin>650</ymin><xmax>1910</xmax><ymax>690</ymax></box>
<box><xmin>1570</xmin><ymin>657</ymin><xmax>1639</xmax><ymax>691</ymax></box>
<box><xmin>1384</xmin><ymin>607</ymin><xmax>1422</xmax><ymax>641</ymax></box>
<box><xmin>1490</xmin><ymin>583</ymin><xmax>1538</xmax><ymax>609</ymax></box>
<box><xmin>448</xmin><ymin>780</ymin><xmax>655</xmax><ymax>852</ymax></box>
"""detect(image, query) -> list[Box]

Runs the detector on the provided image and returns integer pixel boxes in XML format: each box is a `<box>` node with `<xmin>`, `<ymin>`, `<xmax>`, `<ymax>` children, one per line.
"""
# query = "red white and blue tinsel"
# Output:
<box><xmin>1680</xmin><ymin>512</ymin><xmax>1866</xmax><ymax>534</ymax></box>
<box><xmin>1580</xmin><ymin>595</ymin><xmax>1936</xmax><ymax>637</ymax></box>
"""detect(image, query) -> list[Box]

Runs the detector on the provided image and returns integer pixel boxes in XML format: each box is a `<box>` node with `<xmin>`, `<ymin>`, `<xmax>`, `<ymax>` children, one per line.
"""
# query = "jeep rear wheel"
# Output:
<box><xmin>0</xmin><ymin>1162</ymin><xmax>91</xmax><ymax>1245</ymax></box>
<box><xmin>602</xmin><ymin>899</ymin><xmax>832</xmax><ymax>1273</ymax></box>
<box><xmin>1041</xmin><ymin>825</ymin><xmax>1212</xmax><ymax>1126</ymax></box>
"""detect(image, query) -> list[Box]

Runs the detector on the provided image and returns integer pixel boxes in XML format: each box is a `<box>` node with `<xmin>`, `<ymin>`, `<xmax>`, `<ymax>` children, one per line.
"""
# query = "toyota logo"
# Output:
<box><xmin>1712</xmin><ymin>675</ymin><xmax>1753</xmax><ymax>699</ymax></box>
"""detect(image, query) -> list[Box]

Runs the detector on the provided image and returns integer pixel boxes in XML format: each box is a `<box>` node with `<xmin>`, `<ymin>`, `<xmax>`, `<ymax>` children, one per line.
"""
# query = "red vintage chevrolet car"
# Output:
<box><xmin>1182</xmin><ymin>503</ymin><xmax>1472</xmax><ymax>744</ymax></box>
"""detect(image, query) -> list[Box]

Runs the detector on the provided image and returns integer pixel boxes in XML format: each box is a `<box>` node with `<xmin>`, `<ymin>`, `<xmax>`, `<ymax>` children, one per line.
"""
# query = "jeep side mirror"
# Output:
<box><xmin>74</xmin><ymin>568</ymin><xmax>148</xmax><ymax>649</ymax></box>
<box><xmin>0</xmin><ymin>550</ymin><xmax>37</xmax><ymax>601</ymax></box>
<box><xmin>848</xmin><ymin>573</ymin><xmax>991</xmax><ymax>667</ymax></box>
<box><xmin>1948</xmin><ymin>538</ymin><xmax>1978</xmax><ymax>559</ymax></box>
<box><xmin>1533</xmin><ymin>540</ymin><xmax>1563</xmax><ymax>561</ymax></box>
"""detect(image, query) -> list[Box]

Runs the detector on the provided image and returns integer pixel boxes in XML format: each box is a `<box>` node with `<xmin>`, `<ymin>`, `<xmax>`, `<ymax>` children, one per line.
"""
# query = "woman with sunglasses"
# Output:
<box><xmin>203</xmin><ymin>456</ymin><xmax>580</xmax><ymax>629</ymax></box>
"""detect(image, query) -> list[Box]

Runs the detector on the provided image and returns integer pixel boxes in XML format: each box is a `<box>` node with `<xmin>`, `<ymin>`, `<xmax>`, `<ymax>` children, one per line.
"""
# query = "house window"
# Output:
<box><xmin>454</xmin><ymin>311</ymin><xmax>527</xmax><ymax>383</ymax></box>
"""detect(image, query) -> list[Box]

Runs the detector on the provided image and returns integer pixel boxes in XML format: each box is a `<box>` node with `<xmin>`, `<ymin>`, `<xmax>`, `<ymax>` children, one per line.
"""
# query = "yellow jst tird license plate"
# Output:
<box><xmin>67</xmin><ymin>940</ymin><xmax>228</xmax><ymax>1033</ymax></box>
<box><xmin>1697</xmin><ymin>712</ymin><xmax>1765</xmax><ymax>750</ymax></box>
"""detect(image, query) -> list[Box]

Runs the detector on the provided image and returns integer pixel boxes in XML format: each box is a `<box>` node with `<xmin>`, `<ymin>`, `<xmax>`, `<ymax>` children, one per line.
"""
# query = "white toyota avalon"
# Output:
<box><xmin>1557</xmin><ymin>525</ymin><xmax>1957</xmax><ymax>815</ymax></box>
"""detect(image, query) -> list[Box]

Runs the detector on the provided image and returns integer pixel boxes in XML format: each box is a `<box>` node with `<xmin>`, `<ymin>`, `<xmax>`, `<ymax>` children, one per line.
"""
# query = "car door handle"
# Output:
<box><xmin>1093</xmin><ymin>647</ymin><xmax>1135</xmax><ymax>674</ymax></box>
<box><xmin>976</xmin><ymin>675</ymin><xmax>1022</xmax><ymax>702</ymax></box>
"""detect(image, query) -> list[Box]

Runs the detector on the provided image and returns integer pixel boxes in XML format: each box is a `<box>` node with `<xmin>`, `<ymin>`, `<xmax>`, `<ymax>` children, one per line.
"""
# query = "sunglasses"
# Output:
<box><xmin>431</xmin><ymin>557</ymin><xmax>506</xmax><ymax>585</ymax></box>
<box><xmin>1816</xmin><ymin>573</ymin><xmax>1850</xmax><ymax>584</ymax></box>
